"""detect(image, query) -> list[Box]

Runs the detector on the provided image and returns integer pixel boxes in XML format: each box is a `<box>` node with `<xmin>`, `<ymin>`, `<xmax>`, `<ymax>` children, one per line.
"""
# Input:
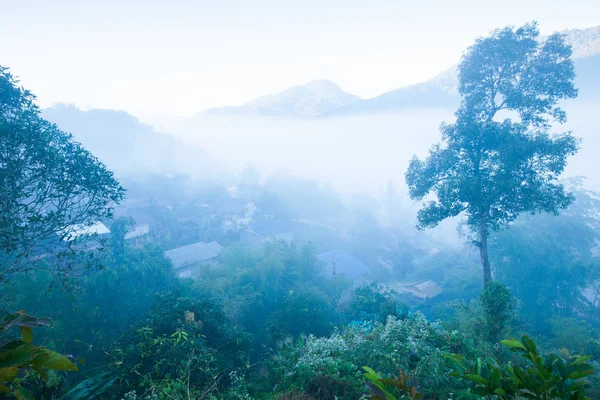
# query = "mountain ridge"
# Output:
<box><xmin>203</xmin><ymin>79</ymin><xmax>361</xmax><ymax>118</ymax></box>
<box><xmin>201</xmin><ymin>25</ymin><xmax>599</xmax><ymax>119</ymax></box>
<box><xmin>325</xmin><ymin>25</ymin><xmax>600</xmax><ymax>117</ymax></box>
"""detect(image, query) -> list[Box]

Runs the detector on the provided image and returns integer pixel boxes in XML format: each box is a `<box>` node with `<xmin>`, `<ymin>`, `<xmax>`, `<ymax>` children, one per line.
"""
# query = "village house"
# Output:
<box><xmin>389</xmin><ymin>280</ymin><xmax>443</xmax><ymax>302</ymax></box>
<box><xmin>60</xmin><ymin>221</ymin><xmax>111</xmax><ymax>242</ymax></box>
<box><xmin>215</xmin><ymin>198</ymin><xmax>256</xmax><ymax>231</ymax></box>
<box><xmin>112</xmin><ymin>208</ymin><xmax>155</xmax><ymax>246</ymax></box>
<box><xmin>54</xmin><ymin>221</ymin><xmax>112</xmax><ymax>253</ymax></box>
<box><xmin>164</xmin><ymin>241</ymin><xmax>223</xmax><ymax>278</ymax></box>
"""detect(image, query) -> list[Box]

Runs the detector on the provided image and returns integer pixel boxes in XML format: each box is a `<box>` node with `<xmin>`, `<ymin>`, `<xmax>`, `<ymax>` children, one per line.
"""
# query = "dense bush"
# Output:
<box><xmin>194</xmin><ymin>242</ymin><xmax>341</xmax><ymax>354</ymax></box>
<box><xmin>274</xmin><ymin>313</ymin><xmax>472</xmax><ymax>399</ymax></box>
<box><xmin>344</xmin><ymin>282</ymin><xmax>408</xmax><ymax>324</ymax></box>
<box><xmin>62</xmin><ymin>293</ymin><xmax>251</xmax><ymax>399</ymax></box>
<box><xmin>448</xmin><ymin>335</ymin><xmax>596</xmax><ymax>399</ymax></box>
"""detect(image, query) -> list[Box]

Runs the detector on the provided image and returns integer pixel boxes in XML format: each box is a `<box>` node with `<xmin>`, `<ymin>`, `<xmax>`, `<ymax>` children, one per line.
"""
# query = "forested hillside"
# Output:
<box><xmin>42</xmin><ymin>105</ymin><xmax>214</xmax><ymax>177</ymax></box>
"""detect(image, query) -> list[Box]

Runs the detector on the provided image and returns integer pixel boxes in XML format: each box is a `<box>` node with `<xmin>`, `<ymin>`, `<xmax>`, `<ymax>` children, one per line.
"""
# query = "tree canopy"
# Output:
<box><xmin>0</xmin><ymin>66</ymin><xmax>124</xmax><ymax>284</ymax></box>
<box><xmin>405</xmin><ymin>22</ymin><xmax>579</xmax><ymax>285</ymax></box>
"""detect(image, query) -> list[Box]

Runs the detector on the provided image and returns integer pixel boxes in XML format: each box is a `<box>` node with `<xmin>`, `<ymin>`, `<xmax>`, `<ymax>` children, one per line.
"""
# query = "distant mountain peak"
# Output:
<box><xmin>203</xmin><ymin>79</ymin><xmax>360</xmax><ymax>118</ymax></box>
<box><xmin>560</xmin><ymin>25</ymin><xmax>600</xmax><ymax>58</ymax></box>
<box><xmin>324</xmin><ymin>25</ymin><xmax>600</xmax><ymax>117</ymax></box>
<box><xmin>204</xmin><ymin>25</ymin><xmax>600</xmax><ymax>119</ymax></box>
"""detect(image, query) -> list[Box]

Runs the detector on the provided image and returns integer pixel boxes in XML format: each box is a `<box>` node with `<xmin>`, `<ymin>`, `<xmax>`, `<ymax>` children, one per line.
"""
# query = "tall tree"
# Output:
<box><xmin>405</xmin><ymin>23</ymin><xmax>579</xmax><ymax>286</ymax></box>
<box><xmin>0</xmin><ymin>66</ymin><xmax>124</xmax><ymax>285</ymax></box>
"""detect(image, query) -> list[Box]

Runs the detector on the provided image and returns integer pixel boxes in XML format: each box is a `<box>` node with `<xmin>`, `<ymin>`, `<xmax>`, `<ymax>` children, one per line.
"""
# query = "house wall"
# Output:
<box><xmin>176</xmin><ymin>259</ymin><xmax>219</xmax><ymax>279</ymax></box>
<box><xmin>219</xmin><ymin>202</ymin><xmax>257</xmax><ymax>232</ymax></box>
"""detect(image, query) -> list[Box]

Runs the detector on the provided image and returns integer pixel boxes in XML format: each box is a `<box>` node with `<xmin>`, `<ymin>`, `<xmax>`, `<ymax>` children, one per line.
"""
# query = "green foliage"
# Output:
<box><xmin>548</xmin><ymin>318</ymin><xmax>600</xmax><ymax>358</ymax></box>
<box><xmin>0</xmin><ymin>243</ymin><xmax>181</xmax><ymax>388</ymax></box>
<box><xmin>268</xmin><ymin>285</ymin><xmax>336</xmax><ymax>343</ymax></box>
<box><xmin>0</xmin><ymin>66</ymin><xmax>124</xmax><ymax>286</ymax></box>
<box><xmin>447</xmin><ymin>281</ymin><xmax>516</xmax><ymax>361</ymax></box>
<box><xmin>0</xmin><ymin>312</ymin><xmax>77</xmax><ymax>398</ymax></box>
<box><xmin>77</xmin><ymin>244</ymin><xmax>179</xmax><ymax>346</ymax></box>
<box><xmin>363</xmin><ymin>366</ymin><xmax>422</xmax><ymax>400</ymax></box>
<box><xmin>195</xmin><ymin>242</ymin><xmax>340</xmax><ymax>351</ymax></box>
<box><xmin>104</xmin><ymin>293</ymin><xmax>251</xmax><ymax>399</ymax></box>
<box><xmin>480</xmin><ymin>281</ymin><xmax>515</xmax><ymax>343</ymax></box>
<box><xmin>15</xmin><ymin>369</ymin><xmax>66</xmax><ymax>400</ymax></box>
<box><xmin>447</xmin><ymin>335</ymin><xmax>596</xmax><ymax>399</ymax></box>
<box><xmin>110</xmin><ymin>217</ymin><xmax>135</xmax><ymax>260</ymax></box>
<box><xmin>274</xmin><ymin>332</ymin><xmax>363</xmax><ymax>400</ymax></box>
<box><xmin>345</xmin><ymin>283</ymin><xmax>406</xmax><ymax>324</ymax></box>
<box><xmin>405</xmin><ymin>22</ymin><xmax>579</xmax><ymax>284</ymax></box>
<box><xmin>490</xmin><ymin>186</ymin><xmax>600</xmax><ymax>331</ymax></box>
<box><xmin>274</xmin><ymin>313</ymin><xmax>470</xmax><ymax>399</ymax></box>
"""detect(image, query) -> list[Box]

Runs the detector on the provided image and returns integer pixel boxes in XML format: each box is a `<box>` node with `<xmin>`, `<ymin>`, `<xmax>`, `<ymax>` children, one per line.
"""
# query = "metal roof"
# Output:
<box><xmin>164</xmin><ymin>241</ymin><xmax>223</xmax><ymax>269</ymax></box>
<box><xmin>60</xmin><ymin>222</ymin><xmax>111</xmax><ymax>241</ymax></box>
<box><xmin>392</xmin><ymin>280</ymin><xmax>443</xmax><ymax>299</ymax></box>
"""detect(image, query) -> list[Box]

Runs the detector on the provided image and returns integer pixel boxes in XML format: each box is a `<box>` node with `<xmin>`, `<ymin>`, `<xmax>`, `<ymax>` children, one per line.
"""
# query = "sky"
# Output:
<box><xmin>1</xmin><ymin>0</ymin><xmax>599</xmax><ymax>117</ymax></box>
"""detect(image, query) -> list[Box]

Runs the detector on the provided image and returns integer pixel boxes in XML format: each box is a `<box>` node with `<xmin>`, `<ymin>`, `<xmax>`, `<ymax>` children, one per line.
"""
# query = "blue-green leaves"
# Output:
<box><xmin>447</xmin><ymin>335</ymin><xmax>595</xmax><ymax>399</ymax></box>
<box><xmin>405</xmin><ymin>23</ymin><xmax>579</xmax><ymax>286</ymax></box>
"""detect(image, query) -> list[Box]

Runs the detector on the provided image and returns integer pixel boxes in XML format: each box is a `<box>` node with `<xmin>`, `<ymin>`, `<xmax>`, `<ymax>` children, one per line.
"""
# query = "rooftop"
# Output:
<box><xmin>60</xmin><ymin>221</ymin><xmax>111</xmax><ymax>241</ymax></box>
<box><xmin>392</xmin><ymin>280</ymin><xmax>442</xmax><ymax>299</ymax></box>
<box><xmin>164</xmin><ymin>241</ymin><xmax>223</xmax><ymax>269</ymax></box>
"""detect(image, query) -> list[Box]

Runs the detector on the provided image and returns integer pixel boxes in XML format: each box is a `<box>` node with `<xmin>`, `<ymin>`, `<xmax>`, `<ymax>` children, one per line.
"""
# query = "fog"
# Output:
<box><xmin>145</xmin><ymin>100</ymin><xmax>600</xmax><ymax>194</ymax></box>
<box><xmin>152</xmin><ymin>109</ymin><xmax>451</xmax><ymax>192</ymax></box>
<box><xmin>561</xmin><ymin>101</ymin><xmax>600</xmax><ymax>190</ymax></box>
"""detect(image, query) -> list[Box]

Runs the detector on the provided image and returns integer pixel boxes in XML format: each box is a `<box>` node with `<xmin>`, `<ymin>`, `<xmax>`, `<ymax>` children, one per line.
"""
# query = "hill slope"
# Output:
<box><xmin>43</xmin><ymin>104</ymin><xmax>212</xmax><ymax>176</ymax></box>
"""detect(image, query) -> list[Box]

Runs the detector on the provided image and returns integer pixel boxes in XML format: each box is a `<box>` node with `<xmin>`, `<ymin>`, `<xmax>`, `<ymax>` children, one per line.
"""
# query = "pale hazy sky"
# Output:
<box><xmin>1</xmin><ymin>0</ymin><xmax>598</xmax><ymax>117</ymax></box>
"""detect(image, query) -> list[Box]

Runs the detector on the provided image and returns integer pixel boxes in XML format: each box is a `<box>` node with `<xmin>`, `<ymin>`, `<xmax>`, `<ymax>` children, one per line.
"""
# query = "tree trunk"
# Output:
<box><xmin>479</xmin><ymin>220</ymin><xmax>492</xmax><ymax>286</ymax></box>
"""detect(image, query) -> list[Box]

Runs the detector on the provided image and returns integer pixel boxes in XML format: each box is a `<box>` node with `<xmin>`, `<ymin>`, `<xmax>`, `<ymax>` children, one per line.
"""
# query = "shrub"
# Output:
<box><xmin>344</xmin><ymin>283</ymin><xmax>407</xmax><ymax>324</ymax></box>
<box><xmin>274</xmin><ymin>313</ymin><xmax>471</xmax><ymax>399</ymax></box>
<box><xmin>447</xmin><ymin>335</ymin><xmax>596</xmax><ymax>399</ymax></box>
